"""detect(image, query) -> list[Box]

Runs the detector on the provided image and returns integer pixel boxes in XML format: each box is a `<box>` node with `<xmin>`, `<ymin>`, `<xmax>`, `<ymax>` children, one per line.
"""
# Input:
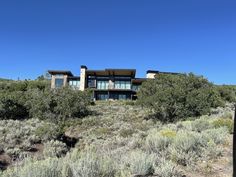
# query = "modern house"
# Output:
<box><xmin>48</xmin><ymin>65</ymin><xmax>170</xmax><ymax>100</ymax></box>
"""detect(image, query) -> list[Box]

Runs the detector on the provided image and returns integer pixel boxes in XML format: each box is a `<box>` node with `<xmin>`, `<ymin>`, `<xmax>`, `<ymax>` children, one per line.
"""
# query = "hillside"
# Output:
<box><xmin>66</xmin><ymin>101</ymin><xmax>234</xmax><ymax>177</ymax></box>
<box><xmin>0</xmin><ymin>78</ymin><xmax>11</xmax><ymax>81</ymax></box>
<box><xmin>0</xmin><ymin>101</ymin><xmax>234</xmax><ymax>177</ymax></box>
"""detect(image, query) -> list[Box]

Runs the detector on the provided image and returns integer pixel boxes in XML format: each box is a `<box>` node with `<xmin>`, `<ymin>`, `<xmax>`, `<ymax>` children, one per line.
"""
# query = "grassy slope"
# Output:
<box><xmin>65</xmin><ymin>101</ymin><xmax>233</xmax><ymax>177</ymax></box>
<box><xmin>0</xmin><ymin>101</ymin><xmax>233</xmax><ymax>177</ymax></box>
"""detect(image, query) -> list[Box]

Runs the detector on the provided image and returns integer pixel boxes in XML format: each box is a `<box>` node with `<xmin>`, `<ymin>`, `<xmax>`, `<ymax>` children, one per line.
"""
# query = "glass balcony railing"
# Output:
<box><xmin>114</xmin><ymin>81</ymin><xmax>131</xmax><ymax>90</ymax></box>
<box><xmin>97</xmin><ymin>81</ymin><xmax>109</xmax><ymax>89</ymax></box>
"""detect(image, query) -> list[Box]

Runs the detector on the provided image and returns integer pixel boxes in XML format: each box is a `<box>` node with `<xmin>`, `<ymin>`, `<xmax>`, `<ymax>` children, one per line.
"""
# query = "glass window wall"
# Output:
<box><xmin>69</xmin><ymin>80</ymin><xmax>80</xmax><ymax>88</ymax></box>
<box><xmin>55</xmin><ymin>78</ymin><xmax>64</xmax><ymax>88</ymax></box>
<box><xmin>97</xmin><ymin>80</ymin><xmax>109</xmax><ymax>89</ymax></box>
<box><xmin>114</xmin><ymin>81</ymin><xmax>131</xmax><ymax>89</ymax></box>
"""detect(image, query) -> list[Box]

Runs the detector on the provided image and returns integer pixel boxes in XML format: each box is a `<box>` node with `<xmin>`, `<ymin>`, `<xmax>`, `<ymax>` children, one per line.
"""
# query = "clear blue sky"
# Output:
<box><xmin>0</xmin><ymin>0</ymin><xmax>235</xmax><ymax>84</ymax></box>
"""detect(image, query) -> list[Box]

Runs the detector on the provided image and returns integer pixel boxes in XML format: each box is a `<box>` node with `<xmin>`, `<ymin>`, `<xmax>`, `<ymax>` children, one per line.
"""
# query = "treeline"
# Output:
<box><xmin>137</xmin><ymin>73</ymin><xmax>236</xmax><ymax>122</ymax></box>
<box><xmin>0</xmin><ymin>74</ymin><xmax>235</xmax><ymax>123</ymax></box>
<box><xmin>216</xmin><ymin>85</ymin><xmax>236</xmax><ymax>103</ymax></box>
<box><xmin>0</xmin><ymin>79</ymin><xmax>91</xmax><ymax>122</ymax></box>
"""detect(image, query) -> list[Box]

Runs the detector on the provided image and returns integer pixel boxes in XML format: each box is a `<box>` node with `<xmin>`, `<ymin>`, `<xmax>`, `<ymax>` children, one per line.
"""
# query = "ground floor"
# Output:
<box><xmin>93</xmin><ymin>90</ymin><xmax>137</xmax><ymax>100</ymax></box>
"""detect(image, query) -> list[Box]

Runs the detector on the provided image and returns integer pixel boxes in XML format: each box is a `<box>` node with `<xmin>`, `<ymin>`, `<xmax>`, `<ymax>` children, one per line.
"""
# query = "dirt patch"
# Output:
<box><xmin>0</xmin><ymin>143</ymin><xmax>44</xmax><ymax>170</ymax></box>
<box><xmin>0</xmin><ymin>153</ymin><xmax>11</xmax><ymax>170</ymax></box>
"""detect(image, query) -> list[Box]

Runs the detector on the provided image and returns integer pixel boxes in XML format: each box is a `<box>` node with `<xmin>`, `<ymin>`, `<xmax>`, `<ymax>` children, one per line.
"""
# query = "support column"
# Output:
<box><xmin>63</xmin><ymin>75</ymin><xmax>68</xmax><ymax>87</ymax></box>
<box><xmin>51</xmin><ymin>75</ymin><xmax>56</xmax><ymax>89</ymax></box>
<box><xmin>80</xmin><ymin>65</ymin><xmax>87</xmax><ymax>91</ymax></box>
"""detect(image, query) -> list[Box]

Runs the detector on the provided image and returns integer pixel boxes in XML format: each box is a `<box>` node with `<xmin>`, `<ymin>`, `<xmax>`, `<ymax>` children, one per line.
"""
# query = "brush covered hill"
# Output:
<box><xmin>0</xmin><ymin>101</ymin><xmax>234</xmax><ymax>177</ymax></box>
<box><xmin>0</xmin><ymin>73</ymin><xmax>235</xmax><ymax>177</ymax></box>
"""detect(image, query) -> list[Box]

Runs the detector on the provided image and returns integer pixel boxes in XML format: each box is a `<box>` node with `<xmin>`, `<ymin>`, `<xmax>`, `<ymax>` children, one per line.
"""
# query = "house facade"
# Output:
<box><xmin>48</xmin><ymin>65</ymin><xmax>164</xmax><ymax>100</ymax></box>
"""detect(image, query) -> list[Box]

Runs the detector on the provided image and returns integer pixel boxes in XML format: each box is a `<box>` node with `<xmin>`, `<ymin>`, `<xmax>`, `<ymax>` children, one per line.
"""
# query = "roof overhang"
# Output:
<box><xmin>48</xmin><ymin>70</ymin><xmax>73</xmax><ymax>76</ymax></box>
<box><xmin>146</xmin><ymin>70</ymin><xmax>159</xmax><ymax>74</ymax></box>
<box><xmin>132</xmin><ymin>78</ymin><xmax>147</xmax><ymax>84</ymax></box>
<box><xmin>68</xmin><ymin>76</ymin><xmax>80</xmax><ymax>79</ymax></box>
<box><xmin>147</xmin><ymin>70</ymin><xmax>180</xmax><ymax>75</ymax></box>
<box><xmin>86</xmin><ymin>69</ymin><xmax>136</xmax><ymax>78</ymax></box>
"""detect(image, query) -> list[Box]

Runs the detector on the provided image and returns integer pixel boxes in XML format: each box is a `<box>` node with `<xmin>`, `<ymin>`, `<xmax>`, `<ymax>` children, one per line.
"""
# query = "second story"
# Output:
<box><xmin>85</xmin><ymin>67</ymin><xmax>136</xmax><ymax>91</ymax></box>
<box><xmin>48</xmin><ymin>65</ymin><xmax>166</xmax><ymax>92</ymax></box>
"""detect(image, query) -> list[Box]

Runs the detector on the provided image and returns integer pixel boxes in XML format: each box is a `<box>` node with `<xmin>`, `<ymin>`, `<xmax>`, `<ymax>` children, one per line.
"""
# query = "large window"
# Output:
<box><xmin>132</xmin><ymin>85</ymin><xmax>140</xmax><ymax>91</ymax></box>
<box><xmin>69</xmin><ymin>80</ymin><xmax>80</xmax><ymax>88</ymax></box>
<box><xmin>88</xmin><ymin>79</ymin><xmax>96</xmax><ymax>88</ymax></box>
<box><xmin>97</xmin><ymin>80</ymin><xmax>109</xmax><ymax>89</ymax></box>
<box><xmin>119</xmin><ymin>94</ymin><xmax>127</xmax><ymax>100</ymax></box>
<box><xmin>114</xmin><ymin>81</ymin><xmax>131</xmax><ymax>89</ymax></box>
<box><xmin>97</xmin><ymin>93</ymin><xmax>109</xmax><ymax>100</ymax></box>
<box><xmin>110</xmin><ymin>93</ymin><xmax>130</xmax><ymax>100</ymax></box>
<box><xmin>55</xmin><ymin>78</ymin><xmax>64</xmax><ymax>88</ymax></box>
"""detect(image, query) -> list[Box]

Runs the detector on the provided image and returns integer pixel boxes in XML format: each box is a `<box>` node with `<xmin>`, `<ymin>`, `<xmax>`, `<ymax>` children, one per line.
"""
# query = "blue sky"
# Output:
<box><xmin>0</xmin><ymin>0</ymin><xmax>235</xmax><ymax>84</ymax></box>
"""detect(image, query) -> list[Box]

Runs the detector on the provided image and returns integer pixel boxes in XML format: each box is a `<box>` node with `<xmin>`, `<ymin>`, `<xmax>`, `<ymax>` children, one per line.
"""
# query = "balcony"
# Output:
<box><xmin>93</xmin><ymin>79</ymin><xmax>134</xmax><ymax>91</ymax></box>
<box><xmin>114</xmin><ymin>81</ymin><xmax>131</xmax><ymax>90</ymax></box>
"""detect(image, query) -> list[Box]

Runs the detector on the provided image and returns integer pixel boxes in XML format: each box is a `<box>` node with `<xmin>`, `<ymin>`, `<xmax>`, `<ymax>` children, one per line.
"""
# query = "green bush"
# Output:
<box><xmin>43</xmin><ymin>140</ymin><xmax>68</xmax><ymax>158</ymax></box>
<box><xmin>2</xmin><ymin>157</ymin><xmax>61</xmax><ymax>177</ymax></box>
<box><xmin>169</xmin><ymin>131</ymin><xmax>205</xmax><ymax>166</ymax></box>
<box><xmin>0</xmin><ymin>80</ymin><xmax>49</xmax><ymax>93</ymax></box>
<box><xmin>172</xmin><ymin>131</ymin><xmax>203</xmax><ymax>153</ymax></box>
<box><xmin>53</xmin><ymin>87</ymin><xmax>91</xmax><ymax>119</ymax></box>
<box><xmin>0</xmin><ymin>119</ymin><xmax>62</xmax><ymax>159</ymax></box>
<box><xmin>155</xmin><ymin>159</ymin><xmax>182</xmax><ymax>177</ymax></box>
<box><xmin>27</xmin><ymin>80</ymin><xmax>50</xmax><ymax>91</ymax></box>
<box><xmin>160</xmin><ymin>129</ymin><xmax>177</xmax><ymax>138</ymax></box>
<box><xmin>168</xmin><ymin>146</ymin><xmax>199</xmax><ymax>167</ymax></box>
<box><xmin>216</xmin><ymin>85</ymin><xmax>236</xmax><ymax>103</ymax></box>
<box><xmin>202</xmin><ymin>140</ymin><xmax>223</xmax><ymax>160</ymax></box>
<box><xmin>25</xmin><ymin>89</ymin><xmax>55</xmax><ymax>120</ymax></box>
<box><xmin>145</xmin><ymin>129</ymin><xmax>174</xmax><ymax>152</ymax></box>
<box><xmin>0</xmin><ymin>79</ymin><xmax>91</xmax><ymax>121</ymax></box>
<box><xmin>34</xmin><ymin>122</ymin><xmax>61</xmax><ymax>141</ymax></box>
<box><xmin>202</xmin><ymin>127</ymin><xmax>228</xmax><ymax>145</ymax></box>
<box><xmin>93</xmin><ymin>127</ymin><xmax>112</xmax><ymax>137</ymax></box>
<box><xmin>137</xmin><ymin>73</ymin><xmax>223</xmax><ymax>122</ymax></box>
<box><xmin>123</xmin><ymin>150</ymin><xmax>156</xmax><ymax>176</ymax></box>
<box><xmin>123</xmin><ymin>100</ymin><xmax>135</xmax><ymax>106</ymax></box>
<box><xmin>0</xmin><ymin>92</ymin><xmax>28</xmax><ymax>120</ymax></box>
<box><xmin>6</xmin><ymin>81</ymin><xmax>28</xmax><ymax>92</ymax></box>
<box><xmin>119</xmin><ymin>129</ymin><xmax>135</xmax><ymax>138</ymax></box>
<box><xmin>25</xmin><ymin>87</ymin><xmax>91</xmax><ymax>121</ymax></box>
<box><xmin>212</xmin><ymin>118</ymin><xmax>233</xmax><ymax>133</ymax></box>
<box><xmin>66</xmin><ymin>148</ymin><xmax>116</xmax><ymax>177</ymax></box>
<box><xmin>191</xmin><ymin>117</ymin><xmax>211</xmax><ymax>132</ymax></box>
<box><xmin>0</xmin><ymin>79</ymin><xmax>49</xmax><ymax>120</ymax></box>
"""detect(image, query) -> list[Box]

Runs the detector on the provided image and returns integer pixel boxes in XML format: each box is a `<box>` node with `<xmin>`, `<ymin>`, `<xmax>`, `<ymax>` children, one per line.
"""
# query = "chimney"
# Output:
<box><xmin>146</xmin><ymin>70</ymin><xmax>159</xmax><ymax>79</ymax></box>
<box><xmin>80</xmin><ymin>65</ymin><xmax>87</xmax><ymax>91</ymax></box>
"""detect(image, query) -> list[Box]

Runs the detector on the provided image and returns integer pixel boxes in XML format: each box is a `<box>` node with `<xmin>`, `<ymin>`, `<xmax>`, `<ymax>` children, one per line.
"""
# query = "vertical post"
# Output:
<box><xmin>80</xmin><ymin>65</ymin><xmax>87</xmax><ymax>91</ymax></box>
<box><xmin>63</xmin><ymin>74</ymin><xmax>68</xmax><ymax>87</ymax></box>
<box><xmin>234</xmin><ymin>104</ymin><xmax>236</xmax><ymax>177</ymax></box>
<box><xmin>51</xmin><ymin>75</ymin><xmax>56</xmax><ymax>89</ymax></box>
<box><xmin>93</xmin><ymin>90</ymin><xmax>96</xmax><ymax>101</ymax></box>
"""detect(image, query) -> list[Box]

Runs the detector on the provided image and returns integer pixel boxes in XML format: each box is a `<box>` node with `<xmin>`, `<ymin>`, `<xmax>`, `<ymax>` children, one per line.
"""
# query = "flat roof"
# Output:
<box><xmin>86</xmin><ymin>68</ymin><xmax>136</xmax><ymax>77</ymax></box>
<box><xmin>146</xmin><ymin>70</ymin><xmax>159</xmax><ymax>74</ymax></box>
<box><xmin>147</xmin><ymin>70</ymin><xmax>180</xmax><ymax>75</ymax></box>
<box><xmin>68</xmin><ymin>76</ymin><xmax>80</xmax><ymax>79</ymax></box>
<box><xmin>48</xmin><ymin>70</ymin><xmax>73</xmax><ymax>76</ymax></box>
<box><xmin>159</xmin><ymin>71</ymin><xmax>181</xmax><ymax>75</ymax></box>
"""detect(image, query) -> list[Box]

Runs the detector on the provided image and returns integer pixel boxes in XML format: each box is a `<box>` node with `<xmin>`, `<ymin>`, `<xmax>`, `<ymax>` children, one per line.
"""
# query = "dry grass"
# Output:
<box><xmin>0</xmin><ymin>101</ymin><xmax>233</xmax><ymax>177</ymax></box>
